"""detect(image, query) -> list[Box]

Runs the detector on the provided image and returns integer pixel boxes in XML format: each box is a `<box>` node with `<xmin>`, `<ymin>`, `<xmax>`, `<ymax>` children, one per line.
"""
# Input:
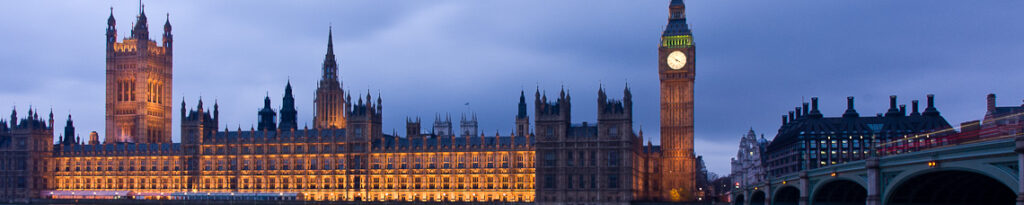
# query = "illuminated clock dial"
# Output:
<box><xmin>667</xmin><ymin>50</ymin><xmax>687</xmax><ymax>70</ymax></box>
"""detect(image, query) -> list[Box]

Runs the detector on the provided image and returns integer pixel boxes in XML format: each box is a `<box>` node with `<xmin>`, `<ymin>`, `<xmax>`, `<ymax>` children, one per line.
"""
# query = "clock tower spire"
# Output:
<box><xmin>658</xmin><ymin>0</ymin><xmax>697</xmax><ymax>202</ymax></box>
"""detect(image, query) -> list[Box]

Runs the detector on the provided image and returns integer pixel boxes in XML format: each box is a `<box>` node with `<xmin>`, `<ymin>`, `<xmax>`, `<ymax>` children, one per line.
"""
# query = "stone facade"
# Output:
<box><xmin>0</xmin><ymin>108</ymin><xmax>55</xmax><ymax>202</ymax></box>
<box><xmin>105</xmin><ymin>6</ymin><xmax>173</xmax><ymax>144</ymax></box>
<box><xmin>730</xmin><ymin>129</ymin><xmax>769</xmax><ymax>189</ymax></box>
<box><xmin>533</xmin><ymin>86</ymin><xmax>645</xmax><ymax>205</ymax></box>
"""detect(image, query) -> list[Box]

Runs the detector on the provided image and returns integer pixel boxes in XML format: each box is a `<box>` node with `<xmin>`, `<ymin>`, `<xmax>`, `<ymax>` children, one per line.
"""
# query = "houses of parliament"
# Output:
<box><xmin>0</xmin><ymin>0</ymin><xmax>698</xmax><ymax>204</ymax></box>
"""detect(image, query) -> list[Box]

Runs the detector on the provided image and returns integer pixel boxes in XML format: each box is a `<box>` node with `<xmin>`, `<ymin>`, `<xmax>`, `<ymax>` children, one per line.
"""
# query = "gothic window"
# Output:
<box><xmin>567</xmin><ymin>175</ymin><xmax>573</xmax><ymax>189</ymax></box>
<box><xmin>542</xmin><ymin>152</ymin><xmax>558</xmax><ymax>167</ymax></box>
<box><xmin>608</xmin><ymin>151</ymin><xmax>620</xmax><ymax>167</ymax></box>
<box><xmin>566</xmin><ymin>151</ymin><xmax>574</xmax><ymax>167</ymax></box>
<box><xmin>590</xmin><ymin>151</ymin><xmax>597</xmax><ymax>166</ymax></box>
<box><xmin>542</xmin><ymin>174</ymin><xmax>556</xmax><ymax>189</ymax></box>
<box><xmin>608</xmin><ymin>174</ymin><xmax>619</xmax><ymax>189</ymax></box>
<box><xmin>609</xmin><ymin>126</ymin><xmax>619</xmax><ymax>137</ymax></box>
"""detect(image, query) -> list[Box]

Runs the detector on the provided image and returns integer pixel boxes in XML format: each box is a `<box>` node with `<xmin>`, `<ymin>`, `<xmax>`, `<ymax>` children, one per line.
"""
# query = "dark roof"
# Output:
<box><xmin>644</xmin><ymin>145</ymin><xmax>662</xmax><ymax>154</ymax></box>
<box><xmin>767</xmin><ymin>114</ymin><xmax>952</xmax><ymax>151</ymax></box>
<box><xmin>991</xmin><ymin>106</ymin><xmax>1024</xmax><ymax>116</ymax></box>
<box><xmin>663</xmin><ymin>19</ymin><xmax>692</xmax><ymax>37</ymax></box>
<box><xmin>568</xmin><ymin>124</ymin><xmax>598</xmax><ymax>138</ymax></box>
<box><xmin>55</xmin><ymin>143</ymin><xmax>183</xmax><ymax>155</ymax></box>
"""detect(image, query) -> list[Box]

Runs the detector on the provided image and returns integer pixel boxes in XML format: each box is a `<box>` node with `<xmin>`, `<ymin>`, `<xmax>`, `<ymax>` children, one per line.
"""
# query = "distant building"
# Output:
<box><xmin>730</xmin><ymin>129</ymin><xmax>769</xmax><ymax>189</ymax></box>
<box><xmin>707</xmin><ymin>175</ymin><xmax>733</xmax><ymax>203</ymax></box>
<box><xmin>981</xmin><ymin>94</ymin><xmax>1024</xmax><ymax>139</ymax></box>
<box><xmin>694</xmin><ymin>156</ymin><xmax>708</xmax><ymax>201</ymax></box>
<box><xmin>765</xmin><ymin>96</ymin><xmax>952</xmax><ymax>176</ymax></box>
<box><xmin>0</xmin><ymin>108</ymin><xmax>55</xmax><ymax>201</ymax></box>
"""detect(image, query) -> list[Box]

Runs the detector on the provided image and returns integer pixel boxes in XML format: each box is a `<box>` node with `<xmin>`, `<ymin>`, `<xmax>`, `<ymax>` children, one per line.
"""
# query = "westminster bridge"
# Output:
<box><xmin>732</xmin><ymin>134</ymin><xmax>1024</xmax><ymax>205</ymax></box>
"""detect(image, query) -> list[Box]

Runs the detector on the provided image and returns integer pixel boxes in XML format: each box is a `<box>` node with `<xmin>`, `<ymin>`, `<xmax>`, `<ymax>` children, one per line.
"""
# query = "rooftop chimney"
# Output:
<box><xmin>987</xmin><ymin>93</ymin><xmax>996</xmax><ymax>112</ymax></box>
<box><xmin>885</xmin><ymin>95</ymin><xmax>901</xmax><ymax>117</ymax></box>
<box><xmin>910</xmin><ymin>100</ymin><xmax>920</xmax><ymax>116</ymax></box>
<box><xmin>923</xmin><ymin>94</ymin><xmax>940</xmax><ymax>116</ymax></box>
<box><xmin>802</xmin><ymin>102</ymin><xmax>809</xmax><ymax>116</ymax></box>
<box><xmin>808</xmin><ymin>97</ymin><xmax>823</xmax><ymax>118</ymax></box>
<box><xmin>843</xmin><ymin>96</ymin><xmax>859</xmax><ymax>118</ymax></box>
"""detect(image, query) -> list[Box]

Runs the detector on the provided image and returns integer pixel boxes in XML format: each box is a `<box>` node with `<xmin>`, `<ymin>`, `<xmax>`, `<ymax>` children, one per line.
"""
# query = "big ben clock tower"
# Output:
<box><xmin>659</xmin><ymin>0</ymin><xmax>696</xmax><ymax>202</ymax></box>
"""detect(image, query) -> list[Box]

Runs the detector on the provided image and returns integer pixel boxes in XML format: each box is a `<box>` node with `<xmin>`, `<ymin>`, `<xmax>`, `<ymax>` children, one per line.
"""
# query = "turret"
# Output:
<box><xmin>623</xmin><ymin>84</ymin><xmax>633</xmax><ymax>113</ymax></box>
<box><xmin>280</xmin><ymin>80</ymin><xmax>298</xmax><ymax>130</ymax></box>
<box><xmin>406</xmin><ymin>117</ymin><xmax>421</xmax><ymax>138</ymax></box>
<box><xmin>180</xmin><ymin>98</ymin><xmax>186</xmax><ymax>119</ymax></box>
<box><xmin>48</xmin><ymin>109</ymin><xmax>54</xmax><ymax>129</ymax></box>
<box><xmin>62</xmin><ymin>114</ymin><xmax>75</xmax><ymax>145</ymax></box>
<box><xmin>89</xmin><ymin>131</ymin><xmax>100</xmax><ymax>145</ymax></box>
<box><xmin>9</xmin><ymin>106</ymin><xmax>15</xmax><ymax>128</ymax></box>
<box><xmin>534</xmin><ymin>88</ymin><xmax>572</xmax><ymax>141</ymax></box>
<box><xmin>213</xmin><ymin>100</ymin><xmax>219</xmax><ymax>125</ymax></box>
<box><xmin>106</xmin><ymin>7</ymin><xmax>117</xmax><ymax>47</ymax></box>
<box><xmin>163</xmin><ymin>13</ymin><xmax>172</xmax><ymax>52</ymax></box>
<box><xmin>131</xmin><ymin>3</ymin><xmax>149</xmax><ymax>40</ymax></box>
<box><xmin>258</xmin><ymin>95</ymin><xmax>277</xmax><ymax>131</ymax></box>
<box><xmin>460</xmin><ymin>112</ymin><xmax>478</xmax><ymax>137</ymax></box>
<box><xmin>516</xmin><ymin>90</ymin><xmax>530</xmax><ymax>137</ymax></box>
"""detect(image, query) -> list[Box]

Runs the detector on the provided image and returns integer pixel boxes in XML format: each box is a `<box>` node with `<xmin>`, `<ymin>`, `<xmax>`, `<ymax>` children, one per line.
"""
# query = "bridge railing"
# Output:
<box><xmin>875</xmin><ymin>112</ymin><xmax>1024</xmax><ymax>157</ymax></box>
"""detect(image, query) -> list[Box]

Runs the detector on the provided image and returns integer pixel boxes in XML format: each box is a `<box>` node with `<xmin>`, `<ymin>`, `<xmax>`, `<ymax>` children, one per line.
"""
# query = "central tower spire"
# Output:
<box><xmin>314</xmin><ymin>26</ymin><xmax>347</xmax><ymax>129</ymax></box>
<box><xmin>323</xmin><ymin>26</ymin><xmax>338</xmax><ymax>81</ymax></box>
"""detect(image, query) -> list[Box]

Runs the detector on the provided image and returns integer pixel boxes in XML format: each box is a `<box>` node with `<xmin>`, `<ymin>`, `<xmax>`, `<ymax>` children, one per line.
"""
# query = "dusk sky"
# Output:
<box><xmin>1</xmin><ymin>0</ymin><xmax>1022</xmax><ymax>175</ymax></box>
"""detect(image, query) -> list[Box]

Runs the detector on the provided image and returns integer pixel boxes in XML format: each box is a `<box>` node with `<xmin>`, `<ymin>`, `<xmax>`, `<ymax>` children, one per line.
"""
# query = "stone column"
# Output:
<box><xmin>799</xmin><ymin>171</ymin><xmax>809</xmax><ymax>205</ymax></box>
<box><xmin>1015</xmin><ymin>135</ymin><xmax>1024</xmax><ymax>205</ymax></box>
<box><xmin>744</xmin><ymin>190</ymin><xmax>751</xmax><ymax>205</ymax></box>
<box><xmin>866</xmin><ymin>156</ymin><xmax>881</xmax><ymax>205</ymax></box>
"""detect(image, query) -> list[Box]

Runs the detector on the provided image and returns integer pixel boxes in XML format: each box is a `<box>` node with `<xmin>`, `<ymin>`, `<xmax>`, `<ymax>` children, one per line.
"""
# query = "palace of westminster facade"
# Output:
<box><xmin>0</xmin><ymin>1</ymin><xmax>698</xmax><ymax>204</ymax></box>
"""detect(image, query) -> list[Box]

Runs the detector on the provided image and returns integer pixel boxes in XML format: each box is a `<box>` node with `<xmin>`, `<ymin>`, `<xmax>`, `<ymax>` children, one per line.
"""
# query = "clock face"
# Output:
<box><xmin>667</xmin><ymin>50</ymin><xmax>687</xmax><ymax>70</ymax></box>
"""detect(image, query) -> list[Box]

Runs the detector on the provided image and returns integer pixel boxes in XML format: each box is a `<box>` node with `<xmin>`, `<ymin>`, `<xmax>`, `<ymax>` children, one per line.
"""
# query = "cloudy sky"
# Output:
<box><xmin>1</xmin><ymin>0</ymin><xmax>1022</xmax><ymax>175</ymax></box>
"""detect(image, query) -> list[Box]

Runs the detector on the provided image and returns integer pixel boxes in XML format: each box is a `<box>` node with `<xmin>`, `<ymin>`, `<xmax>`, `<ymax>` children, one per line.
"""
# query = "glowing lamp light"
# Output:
<box><xmin>830</xmin><ymin>172</ymin><xmax>838</xmax><ymax>177</ymax></box>
<box><xmin>927</xmin><ymin>161</ymin><xmax>938</xmax><ymax>167</ymax></box>
<box><xmin>782</xmin><ymin>180</ymin><xmax>787</xmax><ymax>185</ymax></box>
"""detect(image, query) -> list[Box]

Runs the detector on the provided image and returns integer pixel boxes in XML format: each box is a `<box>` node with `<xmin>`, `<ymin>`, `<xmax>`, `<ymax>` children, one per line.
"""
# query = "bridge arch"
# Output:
<box><xmin>733</xmin><ymin>194</ymin><xmax>745</xmax><ymax>205</ymax></box>
<box><xmin>811</xmin><ymin>179</ymin><xmax>866</xmax><ymax>205</ymax></box>
<box><xmin>749</xmin><ymin>190</ymin><xmax>767</xmax><ymax>205</ymax></box>
<box><xmin>772</xmin><ymin>185</ymin><xmax>800</xmax><ymax>205</ymax></box>
<box><xmin>885</xmin><ymin>169</ymin><xmax>1015</xmax><ymax>205</ymax></box>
